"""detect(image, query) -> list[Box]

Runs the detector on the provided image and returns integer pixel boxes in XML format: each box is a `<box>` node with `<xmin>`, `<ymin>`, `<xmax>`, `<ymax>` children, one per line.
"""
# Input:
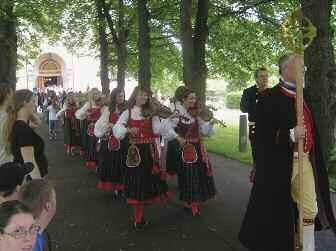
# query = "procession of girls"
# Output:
<box><xmin>58</xmin><ymin>86</ymin><xmax>217</xmax><ymax>230</ymax></box>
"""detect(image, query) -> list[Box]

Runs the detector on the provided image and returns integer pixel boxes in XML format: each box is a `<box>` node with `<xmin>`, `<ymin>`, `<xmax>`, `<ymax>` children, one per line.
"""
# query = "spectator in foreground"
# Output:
<box><xmin>0</xmin><ymin>162</ymin><xmax>34</xmax><ymax>203</ymax></box>
<box><xmin>0</xmin><ymin>200</ymin><xmax>38</xmax><ymax>251</ymax></box>
<box><xmin>19</xmin><ymin>179</ymin><xmax>56</xmax><ymax>251</ymax></box>
<box><xmin>0</xmin><ymin>162</ymin><xmax>33</xmax><ymax>204</ymax></box>
<box><xmin>10</xmin><ymin>89</ymin><xmax>49</xmax><ymax>178</ymax></box>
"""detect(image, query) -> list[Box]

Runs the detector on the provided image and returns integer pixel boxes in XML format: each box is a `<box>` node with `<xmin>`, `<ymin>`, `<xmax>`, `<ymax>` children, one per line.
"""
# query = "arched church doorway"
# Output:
<box><xmin>35</xmin><ymin>53</ymin><xmax>66</xmax><ymax>90</ymax></box>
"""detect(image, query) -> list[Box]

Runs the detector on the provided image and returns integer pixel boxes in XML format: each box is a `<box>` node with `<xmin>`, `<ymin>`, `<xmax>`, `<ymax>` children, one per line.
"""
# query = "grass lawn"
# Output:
<box><xmin>329</xmin><ymin>174</ymin><xmax>336</xmax><ymax>192</ymax></box>
<box><xmin>206</xmin><ymin>124</ymin><xmax>336</xmax><ymax>191</ymax></box>
<box><xmin>205</xmin><ymin>125</ymin><xmax>253</xmax><ymax>166</ymax></box>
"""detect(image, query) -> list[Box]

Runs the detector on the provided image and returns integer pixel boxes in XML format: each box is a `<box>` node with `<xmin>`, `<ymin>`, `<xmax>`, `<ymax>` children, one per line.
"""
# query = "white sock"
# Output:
<box><xmin>303</xmin><ymin>225</ymin><xmax>315</xmax><ymax>251</ymax></box>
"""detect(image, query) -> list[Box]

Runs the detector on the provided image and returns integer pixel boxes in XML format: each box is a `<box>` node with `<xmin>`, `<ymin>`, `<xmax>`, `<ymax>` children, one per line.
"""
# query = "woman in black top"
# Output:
<box><xmin>9</xmin><ymin>89</ymin><xmax>48</xmax><ymax>178</ymax></box>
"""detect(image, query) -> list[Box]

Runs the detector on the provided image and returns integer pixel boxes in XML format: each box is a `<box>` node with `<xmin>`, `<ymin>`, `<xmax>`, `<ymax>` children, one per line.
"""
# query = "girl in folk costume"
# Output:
<box><xmin>56</xmin><ymin>93</ymin><xmax>81</xmax><ymax>156</ymax></box>
<box><xmin>165</xmin><ymin>88</ymin><xmax>216</xmax><ymax>216</ymax></box>
<box><xmin>113</xmin><ymin>87</ymin><xmax>170</xmax><ymax>230</ymax></box>
<box><xmin>78</xmin><ymin>93</ymin><xmax>89</xmax><ymax>156</ymax></box>
<box><xmin>165</xmin><ymin>86</ymin><xmax>187</xmax><ymax>176</ymax></box>
<box><xmin>75</xmin><ymin>88</ymin><xmax>104</xmax><ymax>169</ymax></box>
<box><xmin>94</xmin><ymin>88</ymin><xmax>128</xmax><ymax>196</ymax></box>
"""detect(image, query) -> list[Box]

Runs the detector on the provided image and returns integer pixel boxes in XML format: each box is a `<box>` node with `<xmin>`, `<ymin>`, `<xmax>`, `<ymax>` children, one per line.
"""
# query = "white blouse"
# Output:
<box><xmin>75</xmin><ymin>102</ymin><xmax>90</xmax><ymax>120</ymax></box>
<box><xmin>113</xmin><ymin>106</ymin><xmax>163</xmax><ymax>140</ymax></box>
<box><xmin>164</xmin><ymin>105</ymin><xmax>214</xmax><ymax>141</ymax></box>
<box><xmin>94</xmin><ymin>106</ymin><xmax>111</xmax><ymax>138</ymax></box>
<box><xmin>75</xmin><ymin>102</ymin><xmax>102</xmax><ymax>120</ymax></box>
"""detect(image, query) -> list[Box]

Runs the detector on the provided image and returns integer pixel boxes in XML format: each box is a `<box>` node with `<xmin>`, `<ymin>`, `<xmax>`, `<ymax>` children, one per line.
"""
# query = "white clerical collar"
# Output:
<box><xmin>279</xmin><ymin>79</ymin><xmax>296</xmax><ymax>96</ymax></box>
<box><xmin>282</xmin><ymin>80</ymin><xmax>296</xmax><ymax>88</ymax></box>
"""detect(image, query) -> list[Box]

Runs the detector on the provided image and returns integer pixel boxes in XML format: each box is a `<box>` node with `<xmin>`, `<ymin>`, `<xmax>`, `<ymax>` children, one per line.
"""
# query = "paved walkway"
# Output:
<box><xmin>40</xmin><ymin>125</ymin><xmax>336</xmax><ymax>251</ymax></box>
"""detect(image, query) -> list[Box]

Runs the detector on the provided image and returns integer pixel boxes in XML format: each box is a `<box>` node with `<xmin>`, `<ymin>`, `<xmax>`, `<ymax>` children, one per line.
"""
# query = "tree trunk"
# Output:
<box><xmin>95</xmin><ymin>0</ymin><xmax>110</xmax><ymax>95</ymax></box>
<box><xmin>192</xmin><ymin>0</ymin><xmax>209</xmax><ymax>105</ymax></box>
<box><xmin>116</xmin><ymin>0</ymin><xmax>127</xmax><ymax>90</ymax></box>
<box><xmin>102</xmin><ymin>0</ymin><xmax>127</xmax><ymax>91</ymax></box>
<box><xmin>302</xmin><ymin>0</ymin><xmax>336</xmax><ymax>164</ymax></box>
<box><xmin>180</xmin><ymin>0</ymin><xmax>209</xmax><ymax>105</ymax></box>
<box><xmin>180</xmin><ymin>0</ymin><xmax>194</xmax><ymax>89</ymax></box>
<box><xmin>0</xmin><ymin>0</ymin><xmax>17</xmax><ymax>87</ymax></box>
<box><xmin>116</xmin><ymin>39</ymin><xmax>127</xmax><ymax>90</ymax></box>
<box><xmin>138</xmin><ymin>0</ymin><xmax>151</xmax><ymax>90</ymax></box>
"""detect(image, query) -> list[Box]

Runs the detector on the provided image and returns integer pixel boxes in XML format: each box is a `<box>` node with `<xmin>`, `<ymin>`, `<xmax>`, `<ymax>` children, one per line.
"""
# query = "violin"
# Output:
<box><xmin>188</xmin><ymin>104</ymin><xmax>226</xmax><ymax>127</ymax></box>
<box><xmin>149</xmin><ymin>97</ymin><xmax>226</xmax><ymax>127</ymax></box>
<box><xmin>149</xmin><ymin>97</ymin><xmax>176</xmax><ymax>119</ymax></box>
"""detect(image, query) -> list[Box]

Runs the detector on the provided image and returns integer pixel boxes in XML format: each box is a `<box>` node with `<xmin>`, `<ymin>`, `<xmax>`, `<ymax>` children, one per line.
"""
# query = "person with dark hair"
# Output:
<box><xmin>239</xmin><ymin>54</ymin><xmax>336</xmax><ymax>251</ymax></box>
<box><xmin>169</xmin><ymin>85</ymin><xmax>187</xmax><ymax>112</ymax></box>
<box><xmin>75</xmin><ymin>88</ymin><xmax>104</xmax><ymax>169</ymax></box>
<box><xmin>0</xmin><ymin>200</ymin><xmax>38</xmax><ymax>251</ymax></box>
<box><xmin>94</xmin><ymin>88</ymin><xmax>128</xmax><ymax>196</ymax></box>
<box><xmin>19</xmin><ymin>179</ymin><xmax>56</xmax><ymax>251</ymax></box>
<box><xmin>240</xmin><ymin>67</ymin><xmax>269</xmax><ymax>181</ymax></box>
<box><xmin>113</xmin><ymin>86</ymin><xmax>170</xmax><ymax>230</ymax></box>
<box><xmin>56</xmin><ymin>93</ymin><xmax>81</xmax><ymax>156</ymax></box>
<box><xmin>10</xmin><ymin>89</ymin><xmax>48</xmax><ymax>178</ymax></box>
<box><xmin>0</xmin><ymin>81</ymin><xmax>14</xmax><ymax>165</ymax></box>
<box><xmin>164</xmin><ymin>86</ymin><xmax>188</xmax><ymax>177</ymax></box>
<box><xmin>0</xmin><ymin>162</ymin><xmax>33</xmax><ymax>204</ymax></box>
<box><xmin>165</xmin><ymin>88</ymin><xmax>216</xmax><ymax>216</ymax></box>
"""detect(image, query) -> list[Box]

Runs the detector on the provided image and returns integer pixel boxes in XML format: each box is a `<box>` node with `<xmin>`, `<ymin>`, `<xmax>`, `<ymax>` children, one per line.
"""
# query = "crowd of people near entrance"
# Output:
<box><xmin>0</xmin><ymin>53</ymin><xmax>336</xmax><ymax>251</ymax></box>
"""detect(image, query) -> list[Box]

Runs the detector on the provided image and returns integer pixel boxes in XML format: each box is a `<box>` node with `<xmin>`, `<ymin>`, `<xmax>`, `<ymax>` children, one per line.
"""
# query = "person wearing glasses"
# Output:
<box><xmin>19</xmin><ymin>179</ymin><xmax>56</xmax><ymax>251</ymax></box>
<box><xmin>0</xmin><ymin>200</ymin><xmax>39</xmax><ymax>251</ymax></box>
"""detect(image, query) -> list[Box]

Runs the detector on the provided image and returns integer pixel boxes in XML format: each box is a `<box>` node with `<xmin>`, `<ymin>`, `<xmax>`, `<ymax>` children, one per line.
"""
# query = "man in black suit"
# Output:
<box><xmin>239</xmin><ymin>53</ymin><xmax>336</xmax><ymax>251</ymax></box>
<box><xmin>240</xmin><ymin>67</ymin><xmax>269</xmax><ymax>179</ymax></box>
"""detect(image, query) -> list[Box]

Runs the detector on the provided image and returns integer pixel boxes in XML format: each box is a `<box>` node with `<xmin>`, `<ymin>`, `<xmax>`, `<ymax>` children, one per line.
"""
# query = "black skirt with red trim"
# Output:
<box><xmin>165</xmin><ymin>139</ymin><xmax>181</xmax><ymax>176</ymax></box>
<box><xmin>63</xmin><ymin>117</ymin><xmax>81</xmax><ymax>149</ymax></box>
<box><xmin>124</xmin><ymin>143</ymin><xmax>170</xmax><ymax>205</ymax></box>
<box><xmin>80</xmin><ymin>119</ymin><xmax>88</xmax><ymax>152</ymax></box>
<box><xmin>178</xmin><ymin>142</ymin><xmax>216</xmax><ymax>203</ymax></box>
<box><xmin>96</xmin><ymin>138</ymin><xmax>128</xmax><ymax>191</ymax></box>
<box><xmin>86</xmin><ymin>135</ymin><xmax>98</xmax><ymax>164</ymax></box>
